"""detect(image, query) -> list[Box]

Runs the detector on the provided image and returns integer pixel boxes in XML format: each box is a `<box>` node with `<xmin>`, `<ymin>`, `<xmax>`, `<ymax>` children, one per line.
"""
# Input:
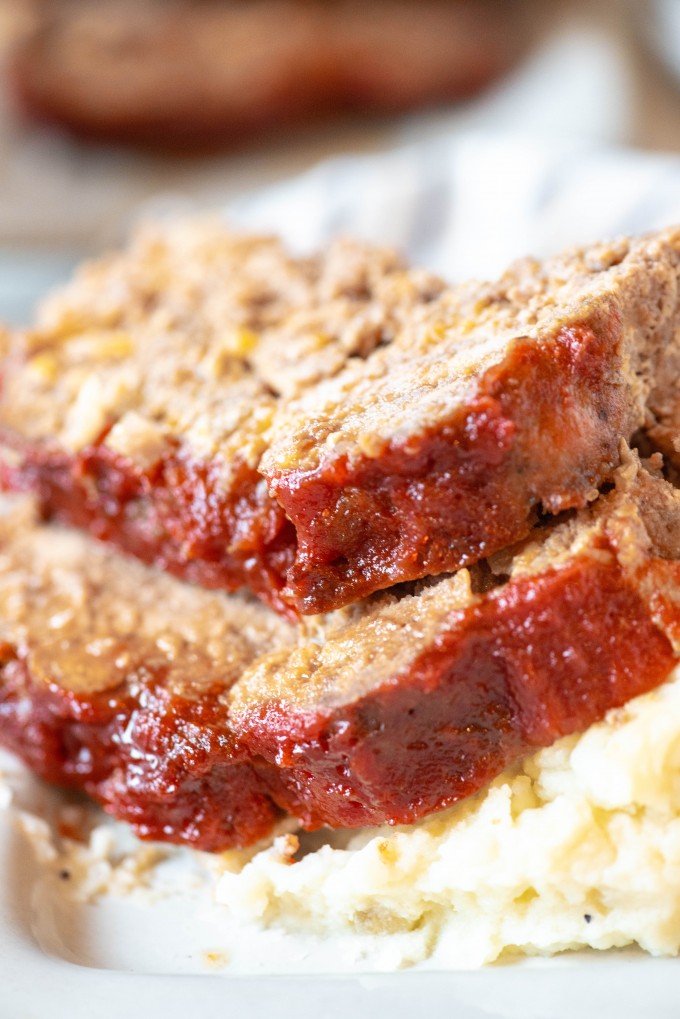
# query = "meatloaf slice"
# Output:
<box><xmin>0</xmin><ymin>498</ymin><xmax>297</xmax><ymax>851</ymax></box>
<box><xmin>231</xmin><ymin>455</ymin><xmax>680</xmax><ymax>829</ymax></box>
<box><xmin>2</xmin><ymin>224</ymin><xmax>680</xmax><ymax>618</ymax></box>
<box><xmin>2</xmin><ymin>455</ymin><xmax>680</xmax><ymax>848</ymax></box>
<box><xmin>0</xmin><ymin>220</ymin><xmax>443</xmax><ymax>617</ymax></box>
<box><xmin>264</xmin><ymin>227</ymin><xmax>680</xmax><ymax>612</ymax></box>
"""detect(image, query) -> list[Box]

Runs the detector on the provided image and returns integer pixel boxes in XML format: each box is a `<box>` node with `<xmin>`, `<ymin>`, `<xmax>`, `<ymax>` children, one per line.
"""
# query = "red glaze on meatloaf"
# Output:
<box><xmin>2</xmin><ymin>459</ymin><xmax>680</xmax><ymax>847</ymax></box>
<box><xmin>2</xmin><ymin>225</ymin><xmax>680</xmax><ymax>617</ymax></box>
<box><xmin>5</xmin><ymin>438</ymin><xmax>297</xmax><ymax>618</ymax></box>
<box><xmin>262</xmin><ymin>230</ymin><xmax>680</xmax><ymax>613</ymax></box>
<box><xmin>0</xmin><ymin>221</ymin><xmax>443</xmax><ymax>617</ymax></box>
<box><xmin>230</xmin><ymin>460</ymin><xmax>680</xmax><ymax>828</ymax></box>
<box><xmin>0</xmin><ymin>651</ymin><xmax>285</xmax><ymax>850</ymax></box>
<box><xmin>0</xmin><ymin>500</ymin><xmax>297</xmax><ymax>850</ymax></box>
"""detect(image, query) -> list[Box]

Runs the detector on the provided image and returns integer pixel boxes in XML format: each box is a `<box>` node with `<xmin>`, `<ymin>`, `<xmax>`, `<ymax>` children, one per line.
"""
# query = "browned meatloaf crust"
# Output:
<box><xmin>2</xmin><ymin>456</ymin><xmax>680</xmax><ymax>849</ymax></box>
<box><xmin>7</xmin><ymin>0</ymin><xmax>522</xmax><ymax>149</ymax></box>
<box><xmin>3</xmin><ymin>223</ymin><xmax>680</xmax><ymax>616</ymax></box>
<box><xmin>0</xmin><ymin>222</ymin><xmax>444</xmax><ymax>617</ymax></box>
<box><xmin>0</xmin><ymin>497</ymin><xmax>298</xmax><ymax>850</ymax></box>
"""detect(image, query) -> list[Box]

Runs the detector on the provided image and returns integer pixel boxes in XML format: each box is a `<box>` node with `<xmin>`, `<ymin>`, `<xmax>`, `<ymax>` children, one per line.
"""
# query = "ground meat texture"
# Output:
<box><xmin>0</xmin><ymin>502</ymin><xmax>296</xmax><ymax>850</ymax></box>
<box><xmin>2</xmin><ymin>462</ymin><xmax>680</xmax><ymax>847</ymax></box>
<box><xmin>262</xmin><ymin>231</ymin><xmax>680</xmax><ymax>613</ymax></box>
<box><xmin>0</xmin><ymin>222</ymin><xmax>443</xmax><ymax>617</ymax></box>
<box><xmin>2</xmin><ymin>225</ymin><xmax>680</xmax><ymax>617</ymax></box>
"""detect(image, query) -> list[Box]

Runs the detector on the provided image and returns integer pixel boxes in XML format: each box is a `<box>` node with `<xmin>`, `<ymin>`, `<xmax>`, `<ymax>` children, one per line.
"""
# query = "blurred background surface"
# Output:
<box><xmin>2</xmin><ymin>0</ymin><xmax>680</xmax><ymax>320</ymax></box>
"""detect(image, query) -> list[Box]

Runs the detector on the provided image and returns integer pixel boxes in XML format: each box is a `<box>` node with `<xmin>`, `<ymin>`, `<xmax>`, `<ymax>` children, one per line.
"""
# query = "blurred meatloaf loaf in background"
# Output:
<box><xmin>2</xmin><ymin>456</ymin><xmax>680</xmax><ymax>851</ymax></box>
<box><xmin>2</xmin><ymin>222</ymin><xmax>680</xmax><ymax>616</ymax></box>
<box><xmin>5</xmin><ymin>0</ymin><xmax>526</xmax><ymax>150</ymax></box>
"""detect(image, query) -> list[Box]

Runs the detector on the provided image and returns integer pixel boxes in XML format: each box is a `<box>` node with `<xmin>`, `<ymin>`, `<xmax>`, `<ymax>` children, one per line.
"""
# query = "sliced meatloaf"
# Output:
<box><xmin>2</xmin><ymin>455</ymin><xmax>680</xmax><ymax>848</ymax></box>
<box><xmin>2</xmin><ymin>223</ymin><xmax>680</xmax><ymax>616</ymax></box>
<box><xmin>231</xmin><ymin>455</ymin><xmax>680</xmax><ymax>828</ymax></box>
<box><xmin>0</xmin><ymin>497</ymin><xmax>297</xmax><ymax>851</ymax></box>
<box><xmin>0</xmin><ymin>220</ymin><xmax>443</xmax><ymax>617</ymax></box>
<box><xmin>264</xmin><ymin>228</ymin><xmax>680</xmax><ymax>612</ymax></box>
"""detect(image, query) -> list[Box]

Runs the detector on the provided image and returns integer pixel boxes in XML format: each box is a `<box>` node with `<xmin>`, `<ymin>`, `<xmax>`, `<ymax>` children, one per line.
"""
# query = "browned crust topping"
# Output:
<box><xmin>231</xmin><ymin>456</ymin><xmax>680</xmax><ymax>717</ymax></box>
<box><xmin>0</xmin><ymin>220</ymin><xmax>437</xmax><ymax>448</ymax></box>
<box><xmin>2</xmin><ymin>458</ymin><xmax>680</xmax><ymax>846</ymax></box>
<box><xmin>2</xmin><ymin>225</ymin><xmax>680</xmax><ymax>616</ymax></box>
<box><xmin>264</xmin><ymin>229</ymin><xmax>680</xmax><ymax>610</ymax></box>
<box><xmin>0</xmin><ymin>499</ymin><xmax>295</xmax><ymax>698</ymax></box>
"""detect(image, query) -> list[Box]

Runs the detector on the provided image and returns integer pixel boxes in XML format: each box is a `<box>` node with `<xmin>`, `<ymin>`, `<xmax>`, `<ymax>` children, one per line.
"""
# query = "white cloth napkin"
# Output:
<box><xmin>228</xmin><ymin>133</ymin><xmax>680</xmax><ymax>282</ymax></box>
<box><xmin>5</xmin><ymin>133</ymin><xmax>680</xmax><ymax>325</ymax></box>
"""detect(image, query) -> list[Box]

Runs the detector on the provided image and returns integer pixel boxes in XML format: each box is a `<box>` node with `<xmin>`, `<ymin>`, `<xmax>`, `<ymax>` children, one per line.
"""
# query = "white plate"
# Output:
<box><xmin>2</xmin><ymin>766</ymin><xmax>680</xmax><ymax>1019</ymax></box>
<box><xmin>5</xmin><ymin>137</ymin><xmax>680</xmax><ymax>1018</ymax></box>
<box><xmin>2</xmin><ymin>777</ymin><xmax>679</xmax><ymax>1019</ymax></box>
<box><xmin>3</xmin><ymin>740</ymin><xmax>679</xmax><ymax>1019</ymax></box>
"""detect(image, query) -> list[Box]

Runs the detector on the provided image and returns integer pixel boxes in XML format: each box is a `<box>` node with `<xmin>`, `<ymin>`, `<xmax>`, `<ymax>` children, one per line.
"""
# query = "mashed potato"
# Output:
<box><xmin>214</xmin><ymin>664</ymin><xmax>680</xmax><ymax>968</ymax></box>
<box><xmin>7</xmin><ymin>664</ymin><xmax>680</xmax><ymax>971</ymax></box>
